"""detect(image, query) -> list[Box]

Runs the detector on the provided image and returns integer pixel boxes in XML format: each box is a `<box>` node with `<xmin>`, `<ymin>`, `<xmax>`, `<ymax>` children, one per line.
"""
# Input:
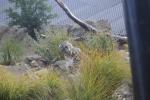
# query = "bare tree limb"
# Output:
<box><xmin>54</xmin><ymin>0</ymin><xmax>128</xmax><ymax>45</ymax></box>
<box><xmin>54</xmin><ymin>0</ymin><xmax>98</xmax><ymax>32</ymax></box>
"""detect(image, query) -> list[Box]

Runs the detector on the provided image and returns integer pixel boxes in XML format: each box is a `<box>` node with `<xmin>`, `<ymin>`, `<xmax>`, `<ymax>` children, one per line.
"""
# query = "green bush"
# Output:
<box><xmin>36</xmin><ymin>31</ymin><xmax>68</xmax><ymax>61</ymax></box>
<box><xmin>0</xmin><ymin>67</ymin><xmax>64</xmax><ymax>100</ymax></box>
<box><xmin>6</xmin><ymin>0</ymin><xmax>56</xmax><ymax>41</ymax></box>
<box><xmin>65</xmin><ymin>49</ymin><xmax>131</xmax><ymax>100</ymax></box>
<box><xmin>0</xmin><ymin>39</ymin><xmax>23</xmax><ymax>65</ymax></box>
<box><xmin>86</xmin><ymin>34</ymin><xmax>115</xmax><ymax>55</ymax></box>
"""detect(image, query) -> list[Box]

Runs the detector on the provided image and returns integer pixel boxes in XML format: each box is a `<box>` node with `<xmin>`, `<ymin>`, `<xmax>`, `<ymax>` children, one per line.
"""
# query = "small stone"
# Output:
<box><xmin>31</xmin><ymin>60</ymin><xmax>39</xmax><ymax>68</ymax></box>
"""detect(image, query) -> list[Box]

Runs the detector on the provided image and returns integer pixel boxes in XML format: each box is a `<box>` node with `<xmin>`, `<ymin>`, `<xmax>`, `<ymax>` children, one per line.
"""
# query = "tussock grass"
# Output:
<box><xmin>0</xmin><ymin>66</ymin><xmax>64</xmax><ymax>100</ymax></box>
<box><xmin>0</xmin><ymin>32</ymin><xmax>131</xmax><ymax>100</ymax></box>
<box><xmin>65</xmin><ymin>45</ymin><xmax>131</xmax><ymax>100</ymax></box>
<box><xmin>85</xmin><ymin>33</ymin><xmax>116</xmax><ymax>55</ymax></box>
<box><xmin>0</xmin><ymin>39</ymin><xmax>23</xmax><ymax>65</ymax></box>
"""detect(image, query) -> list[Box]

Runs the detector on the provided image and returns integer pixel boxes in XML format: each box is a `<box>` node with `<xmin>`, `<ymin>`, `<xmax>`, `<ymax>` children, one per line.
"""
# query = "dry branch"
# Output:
<box><xmin>54</xmin><ymin>0</ymin><xmax>128</xmax><ymax>44</ymax></box>
<box><xmin>54</xmin><ymin>0</ymin><xmax>98</xmax><ymax>32</ymax></box>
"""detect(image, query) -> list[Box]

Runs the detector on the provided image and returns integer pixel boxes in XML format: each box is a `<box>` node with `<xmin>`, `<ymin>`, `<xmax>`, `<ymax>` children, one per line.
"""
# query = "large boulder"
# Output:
<box><xmin>0</xmin><ymin>25</ymin><xmax>27</xmax><ymax>42</ymax></box>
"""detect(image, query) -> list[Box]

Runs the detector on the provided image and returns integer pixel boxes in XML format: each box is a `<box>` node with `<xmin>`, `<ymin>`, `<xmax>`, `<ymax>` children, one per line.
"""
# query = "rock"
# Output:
<box><xmin>54</xmin><ymin>60</ymin><xmax>67</xmax><ymax>70</ymax></box>
<box><xmin>26</xmin><ymin>55</ymin><xmax>42</xmax><ymax>62</ymax></box>
<box><xmin>53</xmin><ymin>58</ymin><xmax>74</xmax><ymax>72</ymax></box>
<box><xmin>25</xmin><ymin>54</ymin><xmax>49</xmax><ymax>68</ymax></box>
<box><xmin>0</xmin><ymin>25</ymin><xmax>27</xmax><ymax>42</ymax></box>
<box><xmin>96</xmin><ymin>19</ymin><xmax>111</xmax><ymax>33</ymax></box>
<box><xmin>0</xmin><ymin>25</ymin><xmax>9</xmax><ymax>40</ymax></box>
<box><xmin>67</xmin><ymin>25</ymin><xmax>86</xmax><ymax>41</ymax></box>
<box><xmin>86</xmin><ymin>20</ymin><xmax>111</xmax><ymax>33</ymax></box>
<box><xmin>86</xmin><ymin>20</ymin><xmax>97</xmax><ymax>28</ymax></box>
<box><xmin>30</xmin><ymin>60</ymin><xmax>40</xmax><ymax>68</ymax></box>
<box><xmin>113</xmin><ymin>82</ymin><xmax>133</xmax><ymax>100</ymax></box>
<box><xmin>0</xmin><ymin>25</ymin><xmax>37</xmax><ymax>51</ymax></box>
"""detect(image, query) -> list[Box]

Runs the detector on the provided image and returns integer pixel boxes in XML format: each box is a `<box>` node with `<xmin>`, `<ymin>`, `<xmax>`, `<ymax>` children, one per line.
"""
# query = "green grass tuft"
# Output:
<box><xmin>36</xmin><ymin>30</ymin><xmax>68</xmax><ymax>61</ymax></box>
<box><xmin>0</xmin><ymin>39</ymin><xmax>23</xmax><ymax>65</ymax></box>
<box><xmin>86</xmin><ymin>33</ymin><xmax>115</xmax><ymax>55</ymax></box>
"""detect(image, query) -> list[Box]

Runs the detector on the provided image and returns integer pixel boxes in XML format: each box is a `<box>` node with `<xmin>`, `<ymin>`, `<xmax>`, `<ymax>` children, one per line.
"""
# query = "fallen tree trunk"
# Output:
<box><xmin>54</xmin><ymin>0</ymin><xmax>128</xmax><ymax>44</ymax></box>
<box><xmin>54</xmin><ymin>0</ymin><xmax>98</xmax><ymax>32</ymax></box>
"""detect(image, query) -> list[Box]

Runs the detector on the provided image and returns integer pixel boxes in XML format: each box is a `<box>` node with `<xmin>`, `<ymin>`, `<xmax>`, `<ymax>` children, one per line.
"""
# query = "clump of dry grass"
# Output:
<box><xmin>65</xmin><ymin>44</ymin><xmax>131</xmax><ymax>100</ymax></box>
<box><xmin>0</xmin><ymin>66</ymin><xmax>64</xmax><ymax>100</ymax></box>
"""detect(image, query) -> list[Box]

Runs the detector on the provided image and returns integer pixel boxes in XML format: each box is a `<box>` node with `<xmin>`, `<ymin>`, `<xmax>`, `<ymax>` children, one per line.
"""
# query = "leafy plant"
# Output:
<box><xmin>0</xmin><ymin>39</ymin><xmax>23</xmax><ymax>65</ymax></box>
<box><xmin>6</xmin><ymin>0</ymin><xmax>56</xmax><ymax>41</ymax></box>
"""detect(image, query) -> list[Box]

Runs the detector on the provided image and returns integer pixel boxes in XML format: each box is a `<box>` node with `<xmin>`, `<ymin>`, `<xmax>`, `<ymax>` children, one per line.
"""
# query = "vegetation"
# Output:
<box><xmin>64</xmin><ymin>46</ymin><xmax>131</xmax><ymax>100</ymax></box>
<box><xmin>6</xmin><ymin>0</ymin><xmax>56</xmax><ymax>41</ymax></box>
<box><xmin>0</xmin><ymin>28</ymin><xmax>130</xmax><ymax>99</ymax></box>
<box><xmin>0</xmin><ymin>39</ymin><xmax>23</xmax><ymax>65</ymax></box>
<box><xmin>86</xmin><ymin>33</ymin><xmax>115</xmax><ymax>55</ymax></box>
<box><xmin>0</xmin><ymin>67</ymin><xmax>64</xmax><ymax>100</ymax></box>
<box><xmin>36</xmin><ymin>30</ymin><xmax>68</xmax><ymax>61</ymax></box>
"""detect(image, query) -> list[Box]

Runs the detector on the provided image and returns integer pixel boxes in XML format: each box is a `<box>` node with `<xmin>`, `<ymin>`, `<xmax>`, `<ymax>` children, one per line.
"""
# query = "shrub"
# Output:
<box><xmin>65</xmin><ymin>48</ymin><xmax>131</xmax><ymax>100</ymax></box>
<box><xmin>36</xmin><ymin>31</ymin><xmax>68</xmax><ymax>61</ymax></box>
<box><xmin>0</xmin><ymin>67</ymin><xmax>64</xmax><ymax>100</ymax></box>
<box><xmin>0</xmin><ymin>39</ymin><xmax>23</xmax><ymax>65</ymax></box>
<box><xmin>86</xmin><ymin>33</ymin><xmax>115</xmax><ymax>55</ymax></box>
<box><xmin>6</xmin><ymin>0</ymin><xmax>56</xmax><ymax>41</ymax></box>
